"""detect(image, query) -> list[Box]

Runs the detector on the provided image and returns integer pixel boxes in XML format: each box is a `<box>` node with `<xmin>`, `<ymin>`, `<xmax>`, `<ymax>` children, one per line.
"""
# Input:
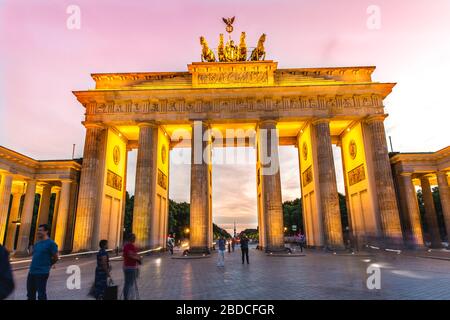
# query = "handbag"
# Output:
<box><xmin>104</xmin><ymin>278</ymin><xmax>118</xmax><ymax>300</ymax></box>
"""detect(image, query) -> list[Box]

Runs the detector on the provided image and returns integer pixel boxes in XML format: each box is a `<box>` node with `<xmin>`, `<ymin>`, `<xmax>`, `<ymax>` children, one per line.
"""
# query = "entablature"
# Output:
<box><xmin>0</xmin><ymin>146</ymin><xmax>82</xmax><ymax>182</ymax></box>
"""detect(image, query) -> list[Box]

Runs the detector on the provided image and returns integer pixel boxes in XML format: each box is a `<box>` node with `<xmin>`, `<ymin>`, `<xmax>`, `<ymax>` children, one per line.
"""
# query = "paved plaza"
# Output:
<box><xmin>7</xmin><ymin>246</ymin><xmax>450</xmax><ymax>300</ymax></box>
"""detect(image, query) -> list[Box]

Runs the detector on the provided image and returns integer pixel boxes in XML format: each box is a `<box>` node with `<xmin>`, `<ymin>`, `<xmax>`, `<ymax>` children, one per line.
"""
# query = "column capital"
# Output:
<box><xmin>38</xmin><ymin>181</ymin><xmax>51</xmax><ymax>187</ymax></box>
<box><xmin>190</xmin><ymin>119</ymin><xmax>211</xmax><ymax>128</ymax></box>
<box><xmin>311</xmin><ymin>117</ymin><xmax>330</xmax><ymax>125</ymax></box>
<box><xmin>0</xmin><ymin>171</ymin><xmax>14</xmax><ymax>178</ymax></box>
<box><xmin>420</xmin><ymin>174</ymin><xmax>433</xmax><ymax>181</ymax></box>
<box><xmin>365</xmin><ymin>114</ymin><xmax>388</xmax><ymax>124</ymax></box>
<box><xmin>137</xmin><ymin>121</ymin><xmax>158</xmax><ymax>128</ymax></box>
<box><xmin>258</xmin><ymin>119</ymin><xmax>278</xmax><ymax>128</ymax></box>
<box><xmin>437</xmin><ymin>170</ymin><xmax>449</xmax><ymax>176</ymax></box>
<box><xmin>400</xmin><ymin>172</ymin><xmax>414</xmax><ymax>177</ymax></box>
<box><xmin>82</xmin><ymin>121</ymin><xmax>106</xmax><ymax>129</ymax></box>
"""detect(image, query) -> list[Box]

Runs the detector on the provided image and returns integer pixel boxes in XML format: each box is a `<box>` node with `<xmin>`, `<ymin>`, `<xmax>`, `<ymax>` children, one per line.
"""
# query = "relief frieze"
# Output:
<box><xmin>90</xmin><ymin>94</ymin><xmax>382</xmax><ymax>115</ymax></box>
<box><xmin>106</xmin><ymin>170</ymin><xmax>123</xmax><ymax>191</ymax></box>
<box><xmin>348</xmin><ymin>164</ymin><xmax>366</xmax><ymax>186</ymax></box>
<box><xmin>197</xmin><ymin>71</ymin><xmax>269</xmax><ymax>85</ymax></box>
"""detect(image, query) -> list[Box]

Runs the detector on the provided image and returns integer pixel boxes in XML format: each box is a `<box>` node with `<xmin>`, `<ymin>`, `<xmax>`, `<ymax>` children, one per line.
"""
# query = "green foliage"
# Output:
<box><xmin>168</xmin><ymin>199</ymin><xmax>190</xmax><ymax>240</ymax></box>
<box><xmin>282</xmin><ymin>198</ymin><xmax>302</xmax><ymax>235</ymax></box>
<box><xmin>281</xmin><ymin>194</ymin><xmax>349</xmax><ymax>236</ymax></box>
<box><xmin>213</xmin><ymin>223</ymin><xmax>231</xmax><ymax>239</ymax></box>
<box><xmin>123</xmin><ymin>193</ymin><xmax>350</xmax><ymax>242</ymax></box>
<box><xmin>339</xmin><ymin>193</ymin><xmax>350</xmax><ymax>233</ymax></box>
<box><xmin>124</xmin><ymin>192</ymin><xmax>134</xmax><ymax>235</ymax></box>
<box><xmin>240</xmin><ymin>228</ymin><xmax>258</xmax><ymax>240</ymax></box>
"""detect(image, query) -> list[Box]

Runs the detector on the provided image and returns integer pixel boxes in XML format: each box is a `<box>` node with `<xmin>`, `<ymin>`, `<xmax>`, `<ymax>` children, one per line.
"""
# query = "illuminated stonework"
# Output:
<box><xmin>391</xmin><ymin>148</ymin><xmax>450</xmax><ymax>248</ymax></box>
<box><xmin>2</xmin><ymin>34</ymin><xmax>448</xmax><ymax>254</ymax></box>
<box><xmin>0</xmin><ymin>146</ymin><xmax>81</xmax><ymax>253</ymax></box>
<box><xmin>67</xmin><ymin>56</ymin><xmax>413</xmax><ymax>252</ymax></box>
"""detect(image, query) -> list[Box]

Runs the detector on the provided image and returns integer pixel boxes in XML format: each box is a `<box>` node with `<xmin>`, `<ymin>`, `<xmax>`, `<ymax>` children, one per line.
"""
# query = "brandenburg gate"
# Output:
<box><xmin>69</xmin><ymin>28</ymin><xmax>406</xmax><ymax>253</ymax></box>
<box><xmin>1</xmin><ymin>23</ymin><xmax>448</xmax><ymax>255</ymax></box>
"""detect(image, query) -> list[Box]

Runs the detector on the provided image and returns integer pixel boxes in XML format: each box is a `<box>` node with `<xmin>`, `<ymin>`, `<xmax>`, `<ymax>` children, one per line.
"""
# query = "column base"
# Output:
<box><xmin>324</xmin><ymin>245</ymin><xmax>346</xmax><ymax>252</ymax></box>
<box><xmin>265</xmin><ymin>245</ymin><xmax>289</xmax><ymax>253</ymax></box>
<box><xmin>12</xmin><ymin>251</ymin><xmax>32</xmax><ymax>258</ymax></box>
<box><xmin>428</xmin><ymin>243</ymin><xmax>443</xmax><ymax>249</ymax></box>
<box><xmin>187</xmin><ymin>247</ymin><xmax>211</xmax><ymax>256</ymax></box>
<box><xmin>384</xmin><ymin>236</ymin><xmax>405</xmax><ymax>250</ymax></box>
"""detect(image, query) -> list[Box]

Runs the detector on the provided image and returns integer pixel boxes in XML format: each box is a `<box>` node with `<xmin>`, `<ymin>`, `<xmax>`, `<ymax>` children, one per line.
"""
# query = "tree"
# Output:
<box><xmin>282</xmin><ymin>198</ymin><xmax>302</xmax><ymax>235</ymax></box>
<box><xmin>124</xmin><ymin>193</ymin><xmax>351</xmax><ymax>243</ymax></box>
<box><xmin>124</xmin><ymin>192</ymin><xmax>134</xmax><ymax>235</ymax></box>
<box><xmin>168</xmin><ymin>199</ymin><xmax>190</xmax><ymax>241</ymax></box>
<box><xmin>240</xmin><ymin>228</ymin><xmax>258</xmax><ymax>240</ymax></box>
<box><xmin>281</xmin><ymin>194</ymin><xmax>349</xmax><ymax>237</ymax></box>
<box><xmin>213</xmin><ymin>224</ymin><xmax>231</xmax><ymax>239</ymax></box>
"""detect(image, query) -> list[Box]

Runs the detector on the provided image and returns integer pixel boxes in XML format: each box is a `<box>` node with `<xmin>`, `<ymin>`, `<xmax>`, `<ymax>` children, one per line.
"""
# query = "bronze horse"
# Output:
<box><xmin>200</xmin><ymin>36</ymin><xmax>216</xmax><ymax>62</ymax></box>
<box><xmin>250</xmin><ymin>34</ymin><xmax>266</xmax><ymax>61</ymax></box>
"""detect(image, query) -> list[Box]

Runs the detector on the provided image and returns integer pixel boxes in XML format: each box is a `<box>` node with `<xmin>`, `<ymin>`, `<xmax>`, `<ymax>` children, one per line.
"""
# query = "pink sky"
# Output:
<box><xmin>1</xmin><ymin>0</ymin><xmax>450</xmax><ymax>232</ymax></box>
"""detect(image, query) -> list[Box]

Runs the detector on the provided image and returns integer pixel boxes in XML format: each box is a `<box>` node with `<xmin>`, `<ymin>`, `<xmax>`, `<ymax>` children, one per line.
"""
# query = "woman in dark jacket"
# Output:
<box><xmin>0</xmin><ymin>245</ymin><xmax>14</xmax><ymax>300</ymax></box>
<box><xmin>94</xmin><ymin>240</ymin><xmax>110</xmax><ymax>299</ymax></box>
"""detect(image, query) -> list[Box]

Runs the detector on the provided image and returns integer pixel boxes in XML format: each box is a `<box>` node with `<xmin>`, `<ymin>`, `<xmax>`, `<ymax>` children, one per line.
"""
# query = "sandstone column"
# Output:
<box><xmin>5</xmin><ymin>192</ymin><xmax>22</xmax><ymax>250</ymax></box>
<box><xmin>34</xmin><ymin>183</ymin><xmax>52</xmax><ymax>241</ymax></box>
<box><xmin>54</xmin><ymin>180</ymin><xmax>72</xmax><ymax>251</ymax></box>
<box><xmin>258</xmin><ymin>120</ymin><xmax>285</xmax><ymax>252</ymax></box>
<box><xmin>50</xmin><ymin>186</ymin><xmax>61</xmax><ymax>238</ymax></box>
<box><xmin>420</xmin><ymin>176</ymin><xmax>442</xmax><ymax>248</ymax></box>
<box><xmin>365</xmin><ymin>115</ymin><xmax>403</xmax><ymax>246</ymax></box>
<box><xmin>189</xmin><ymin>121</ymin><xmax>212</xmax><ymax>254</ymax></box>
<box><xmin>64</xmin><ymin>181</ymin><xmax>79</xmax><ymax>252</ymax></box>
<box><xmin>72</xmin><ymin>123</ymin><xmax>107</xmax><ymax>252</ymax></box>
<box><xmin>119</xmin><ymin>148</ymin><xmax>129</xmax><ymax>249</ymax></box>
<box><xmin>0</xmin><ymin>173</ymin><xmax>13</xmax><ymax>245</ymax></box>
<box><xmin>132</xmin><ymin>122</ymin><xmax>158</xmax><ymax>249</ymax></box>
<box><xmin>312</xmin><ymin>119</ymin><xmax>344</xmax><ymax>248</ymax></box>
<box><xmin>436</xmin><ymin>171</ymin><xmax>450</xmax><ymax>242</ymax></box>
<box><xmin>16</xmin><ymin>180</ymin><xmax>37</xmax><ymax>254</ymax></box>
<box><xmin>398</xmin><ymin>173</ymin><xmax>424</xmax><ymax>247</ymax></box>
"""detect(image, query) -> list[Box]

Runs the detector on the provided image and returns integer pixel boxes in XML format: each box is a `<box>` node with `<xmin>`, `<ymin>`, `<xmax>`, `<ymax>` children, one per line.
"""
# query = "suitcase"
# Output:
<box><xmin>104</xmin><ymin>279</ymin><xmax>118</xmax><ymax>300</ymax></box>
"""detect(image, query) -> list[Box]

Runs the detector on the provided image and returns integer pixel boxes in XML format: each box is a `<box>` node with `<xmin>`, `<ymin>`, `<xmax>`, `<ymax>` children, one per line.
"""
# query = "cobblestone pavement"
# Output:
<box><xmin>8</xmin><ymin>246</ymin><xmax>450</xmax><ymax>300</ymax></box>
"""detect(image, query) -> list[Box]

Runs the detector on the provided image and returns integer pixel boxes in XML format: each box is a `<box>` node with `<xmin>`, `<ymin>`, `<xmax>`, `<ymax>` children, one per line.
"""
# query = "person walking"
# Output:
<box><xmin>0</xmin><ymin>245</ymin><xmax>14</xmax><ymax>300</ymax></box>
<box><xmin>167</xmin><ymin>234</ymin><xmax>175</xmax><ymax>255</ymax></box>
<box><xmin>122</xmin><ymin>233</ymin><xmax>141</xmax><ymax>300</ymax></box>
<box><xmin>27</xmin><ymin>224</ymin><xmax>58</xmax><ymax>300</ymax></box>
<box><xmin>216</xmin><ymin>236</ymin><xmax>226</xmax><ymax>267</ymax></box>
<box><xmin>227</xmin><ymin>238</ymin><xmax>231</xmax><ymax>253</ymax></box>
<box><xmin>231</xmin><ymin>238</ymin><xmax>236</xmax><ymax>252</ymax></box>
<box><xmin>299</xmin><ymin>233</ymin><xmax>306</xmax><ymax>253</ymax></box>
<box><xmin>93</xmin><ymin>240</ymin><xmax>111</xmax><ymax>300</ymax></box>
<box><xmin>240</xmin><ymin>234</ymin><xmax>250</xmax><ymax>265</ymax></box>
